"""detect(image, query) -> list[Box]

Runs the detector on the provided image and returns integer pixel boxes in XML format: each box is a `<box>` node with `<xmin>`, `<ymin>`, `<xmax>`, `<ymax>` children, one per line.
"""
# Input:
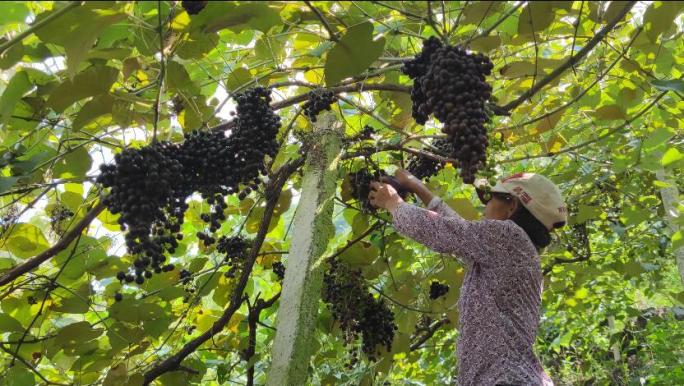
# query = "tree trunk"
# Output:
<box><xmin>266</xmin><ymin>112</ymin><xmax>342</xmax><ymax>385</ymax></box>
<box><xmin>656</xmin><ymin>167</ymin><xmax>684</xmax><ymax>285</ymax></box>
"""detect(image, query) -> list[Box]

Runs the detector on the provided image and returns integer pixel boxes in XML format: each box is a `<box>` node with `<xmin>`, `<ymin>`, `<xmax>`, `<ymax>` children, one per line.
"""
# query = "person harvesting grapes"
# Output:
<box><xmin>368</xmin><ymin>170</ymin><xmax>567</xmax><ymax>386</ymax></box>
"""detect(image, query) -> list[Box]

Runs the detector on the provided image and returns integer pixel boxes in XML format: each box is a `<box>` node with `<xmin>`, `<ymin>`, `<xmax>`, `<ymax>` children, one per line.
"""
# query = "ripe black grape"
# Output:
<box><xmin>114</xmin><ymin>292</ymin><xmax>123</xmax><ymax>302</ymax></box>
<box><xmin>402</xmin><ymin>38</ymin><xmax>494</xmax><ymax>183</ymax></box>
<box><xmin>348</xmin><ymin>169</ymin><xmax>409</xmax><ymax>212</ymax></box>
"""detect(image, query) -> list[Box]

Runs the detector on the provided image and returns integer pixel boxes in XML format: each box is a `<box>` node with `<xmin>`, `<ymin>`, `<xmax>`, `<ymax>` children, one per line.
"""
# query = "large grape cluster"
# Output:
<box><xmin>98</xmin><ymin>87</ymin><xmax>280</xmax><ymax>286</ymax></box>
<box><xmin>323</xmin><ymin>259</ymin><xmax>397</xmax><ymax>360</ymax></box>
<box><xmin>402</xmin><ymin>37</ymin><xmax>494</xmax><ymax>183</ymax></box>
<box><xmin>406</xmin><ymin>138</ymin><xmax>454</xmax><ymax>181</ymax></box>
<box><xmin>303</xmin><ymin>89</ymin><xmax>337</xmax><ymax>122</ymax></box>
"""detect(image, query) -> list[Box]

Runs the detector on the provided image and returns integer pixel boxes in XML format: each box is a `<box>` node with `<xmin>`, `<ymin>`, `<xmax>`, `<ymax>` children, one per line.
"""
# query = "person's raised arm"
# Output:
<box><xmin>384</xmin><ymin>169</ymin><xmax>458</xmax><ymax>218</ymax></box>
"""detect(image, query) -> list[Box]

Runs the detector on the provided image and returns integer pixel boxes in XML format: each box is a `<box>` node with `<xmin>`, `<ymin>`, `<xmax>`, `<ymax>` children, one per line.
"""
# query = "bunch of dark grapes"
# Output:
<box><xmin>348</xmin><ymin>169</ymin><xmax>409</xmax><ymax>212</ymax></box>
<box><xmin>401</xmin><ymin>36</ymin><xmax>444</xmax><ymax>125</ymax></box>
<box><xmin>181</xmin><ymin>1</ymin><xmax>208</xmax><ymax>15</ymax></box>
<box><xmin>99</xmin><ymin>87</ymin><xmax>280</xmax><ymax>286</ymax></box>
<box><xmin>406</xmin><ymin>138</ymin><xmax>454</xmax><ymax>181</ymax></box>
<box><xmin>217</xmin><ymin>235</ymin><xmax>250</xmax><ymax>278</ymax></box>
<box><xmin>429</xmin><ymin>281</ymin><xmax>449</xmax><ymax>300</ymax></box>
<box><xmin>302</xmin><ymin>89</ymin><xmax>337</xmax><ymax>122</ymax></box>
<box><xmin>402</xmin><ymin>37</ymin><xmax>494</xmax><ymax>183</ymax></box>
<box><xmin>99</xmin><ymin>142</ymin><xmax>187</xmax><ymax>284</ymax></box>
<box><xmin>323</xmin><ymin>259</ymin><xmax>397</xmax><ymax>360</ymax></box>
<box><xmin>272</xmin><ymin>261</ymin><xmax>285</xmax><ymax>281</ymax></box>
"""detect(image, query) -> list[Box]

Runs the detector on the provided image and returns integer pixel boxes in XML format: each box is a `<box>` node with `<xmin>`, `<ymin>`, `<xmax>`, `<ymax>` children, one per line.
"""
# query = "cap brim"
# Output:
<box><xmin>474</xmin><ymin>179</ymin><xmax>510</xmax><ymax>204</ymax></box>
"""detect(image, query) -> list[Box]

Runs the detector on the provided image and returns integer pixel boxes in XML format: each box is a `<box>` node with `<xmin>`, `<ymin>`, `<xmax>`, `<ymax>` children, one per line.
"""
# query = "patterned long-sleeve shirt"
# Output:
<box><xmin>390</xmin><ymin>197</ymin><xmax>553</xmax><ymax>386</ymax></box>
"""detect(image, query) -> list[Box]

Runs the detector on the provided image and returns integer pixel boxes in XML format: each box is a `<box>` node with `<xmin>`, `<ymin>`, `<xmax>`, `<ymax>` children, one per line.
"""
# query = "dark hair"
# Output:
<box><xmin>486</xmin><ymin>192</ymin><xmax>552</xmax><ymax>249</ymax></box>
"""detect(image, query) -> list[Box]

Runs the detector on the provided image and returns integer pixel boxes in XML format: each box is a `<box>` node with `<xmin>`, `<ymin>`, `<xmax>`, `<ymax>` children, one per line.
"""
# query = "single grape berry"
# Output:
<box><xmin>114</xmin><ymin>292</ymin><xmax>123</xmax><ymax>302</ymax></box>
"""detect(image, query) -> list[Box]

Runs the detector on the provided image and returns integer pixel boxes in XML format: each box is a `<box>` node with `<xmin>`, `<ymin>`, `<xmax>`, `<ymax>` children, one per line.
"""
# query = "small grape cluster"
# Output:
<box><xmin>429</xmin><ymin>281</ymin><xmax>449</xmax><ymax>300</ymax></box>
<box><xmin>402</xmin><ymin>37</ymin><xmax>494</xmax><ymax>183</ymax></box>
<box><xmin>303</xmin><ymin>89</ymin><xmax>337</xmax><ymax>122</ymax></box>
<box><xmin>217</xmin><ymin>235</ymin><xmax>250</xmax><ymax>278</ymax></box>
<box><xmin>99</xmin><ymin>87</ymin><xmax>280</xmax><ymax>288</ymax></box>
<box><xmin>323</xmin><ymin>259</ymin><xmax>397</xmax><ymax>360</ymax></box>
<box><xmin>49</xmin><ymin>204</ymin><xmax>74</xmax><ymax>235</ymax></box>
<box><xmin>272</xmin><ymin>261</ymin><xmax>285</xmax><ymax>281</ymax></box>
<box><xmin>406</xmin><ymin>138</ymin><xmax>454</xmax><ymax>181</ymax></box>
<box><xmin>348</xmin><ymin>169</ymin><xmax>409</xmax><ymax>212</ymax></box>
<box><xmin>182</xmin><ymin>1</ymin><xmax>208</xmax><ymax>15</ymax></box>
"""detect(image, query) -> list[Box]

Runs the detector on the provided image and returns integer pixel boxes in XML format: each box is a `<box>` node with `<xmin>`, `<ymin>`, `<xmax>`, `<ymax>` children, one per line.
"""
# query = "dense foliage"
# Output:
<box><xmin>0</xmin><ymin>1</ymin><xmax>683</xmax><ymax>385</ymax></box>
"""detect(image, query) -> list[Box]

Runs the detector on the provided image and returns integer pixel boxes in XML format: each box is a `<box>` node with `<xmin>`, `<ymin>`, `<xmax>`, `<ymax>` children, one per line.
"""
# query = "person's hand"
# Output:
<box><xmin>368</xmin><ymin>181</ymin><xmax>404</xmax><ymax>212</ymax></box>
<box><xmin>388</xmin><ymin>168</ymin><xmax>421</xmax><ymax>193</ymax></box>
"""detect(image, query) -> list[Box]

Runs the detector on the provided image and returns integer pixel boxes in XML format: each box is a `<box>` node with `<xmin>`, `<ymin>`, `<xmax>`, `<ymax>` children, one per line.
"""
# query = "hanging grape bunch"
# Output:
<box><xmin>402</xmin><ymin>37</ymin><xmax>494</xmax><ymax>183</ymax></box>
<box><xmin>406</xmin><ymin>138</ymin><xmax>454</xmax><ymax>181</ymax></box>
<box><xmin>98</xmin><ymin>87</ymin><xmax>280</xmax><ymax>290</ymax></box>
<box><xmin>429</xmin><ymin>281</ymin><xmax>449</xmax><ymax>300</ymax></box>
<box><xmin>303</xmin><ymin>88</ymin><xmax>337</xmax><ymax>122</ymax></box>
<box><xmin>323</xmin><ymin>258</ymin><xmax>397</xmax><ymax>360</ymax></box>
<box><xmin>217</xmin><ymin>235</ymin><xmax>251</xmax><ymax>278</ymax></box>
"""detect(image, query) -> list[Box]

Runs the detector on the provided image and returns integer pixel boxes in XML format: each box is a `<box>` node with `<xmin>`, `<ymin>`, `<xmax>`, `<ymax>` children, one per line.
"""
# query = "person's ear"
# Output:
<box><xmin>507</xmin><ymin>199</ymin><xmax>518</xmax><ymax>218</ymax></box>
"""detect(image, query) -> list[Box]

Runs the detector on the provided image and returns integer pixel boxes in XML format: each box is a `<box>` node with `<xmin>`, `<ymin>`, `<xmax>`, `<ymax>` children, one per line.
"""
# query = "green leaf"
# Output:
<box><xmin>517</xmin><ymin>3</ymin><xmax>555</xmax><ymax>36</ymax></box>
<box><xmin>461</xmin><ymin>2</ymin><xmax>502</xmax><ymax>25</ymax></box>
<box><xmin>55</xmin><ymin>321</ymin><xmax>103</xmax><ymax>350</ymax></box>
<box><xmin>468</xmin><ymin>35</ymin><xmax>502</xmax><ymax>52</ymax></box>
<box><xmin>499</xmin><ymin>61</ymin><xmax>535</xmax><ymax>78</ymax></box>
<box><xmin>643</xmin><ymin>1</ymin><xmax>684</xmax><ymax>42</ymax></box>
<box><xmin>46</xmin><ymin>66</ymin><xmax>119</xmax><ymax>113</ymax></box>
<box><xmin>593</xmin><ymin>105</ymin><xmax>627</xmax><ymax>120</ymax></box>
<box><xmin>0</xmin><ymin>71</ymin><xmax>31</xmax><ymax>125</ymax></box>
<box><xmin>52</xmin><ymin>146</ymin><xmax>93</xmax><ymax>178</ymax></box>
<box><xmin>4</xmin><ymin>366</ymin><xmax>34</xmax><ymax>386</ymax></box>
<box><xmin>0</xmin><ymin>313</ymin><xmax>24</xmax><ymax>332</ymax></box>
<box><xmin>574</xmin><ymin>205</ymin><xmax>600</xmax><ymax>224</ymax></box>
<box><xmin>5</xmin><ymin>223</ymin><xmax>50</xmax><ymax>259</ymax></box>
<box><xmin>224</xmin><ymin>67</ymin><xmax>252</xmax><ymax>92</ymax></box>
<box><xmin>201</xmin><ymin>2</ymin><xmax>281</xmax><ymax>34</ymax></box>
<box><xmin>109</xmin><ymin>299</ymin><xmax>165</xmax><ymax>322</ymax></box>
<box><xmin>0</xmin><ymin>2</ymin><xmax>29</xmax><ymax>25</ymax></box>
<box><xmin>73</xmin><ymin>94</ymin><xmax>115</xmax><ymax>130</ymax></box>
<box><xmin>0</xmin><ymin>176</ymin><xmax>20</xmax><ymax>194</ymax></box>
<box><xmin>324</xmin><ymin>22</ymin><xmax>386</xmax><ymax>86</ymax></box>
<box><xmin>33</xmin><ymin>5</ymin><xmax>126</xmax><ymax>76</ymax></box>
<box><xmin>661</xmin><ymin>147</ymin><xmax>684</xmax><ymax>168</ymax></box>
<box><xmin>651</xmin><ymin>78</ymin><xmax>684</xmax><ymax>93</ymax></box>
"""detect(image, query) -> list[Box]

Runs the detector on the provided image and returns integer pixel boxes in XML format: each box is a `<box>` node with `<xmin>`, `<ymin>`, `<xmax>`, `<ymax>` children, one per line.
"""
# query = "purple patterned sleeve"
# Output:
<box><xmin>390</xmin><ymin>200</ymin><xmax>504</xmax><ymax>266</ymax></box>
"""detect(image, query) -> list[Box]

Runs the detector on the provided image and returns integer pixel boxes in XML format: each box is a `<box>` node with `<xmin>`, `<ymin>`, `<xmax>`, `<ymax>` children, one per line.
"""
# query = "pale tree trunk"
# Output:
<box><xmin>266</xmin><ymin>112</ymin><xmax>342</xmax><ymax>386</ymax></box>
<box><xmin>656</xmin><ymin>167</ymin><xmax>684</xmax><ymax>285</ymax></box>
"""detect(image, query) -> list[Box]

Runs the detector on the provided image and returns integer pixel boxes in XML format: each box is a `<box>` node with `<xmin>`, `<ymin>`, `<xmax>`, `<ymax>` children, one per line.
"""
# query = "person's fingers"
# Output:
<box><xmin>379</xmin><ymin>176</ymin><xmax>390</xmax><ymax>183</ymax></box>
<box><xmin>369</xmin><ymin>181</ymin><xmax>382</xmax><ymax>190</ymax></box>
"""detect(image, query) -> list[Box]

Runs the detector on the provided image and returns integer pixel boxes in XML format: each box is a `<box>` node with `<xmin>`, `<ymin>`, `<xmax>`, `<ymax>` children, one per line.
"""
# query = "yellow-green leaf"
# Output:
<box><xmin>324</xmin><ymin>22</ymin><xmax>386</xmax><ymax>86</ymax></box>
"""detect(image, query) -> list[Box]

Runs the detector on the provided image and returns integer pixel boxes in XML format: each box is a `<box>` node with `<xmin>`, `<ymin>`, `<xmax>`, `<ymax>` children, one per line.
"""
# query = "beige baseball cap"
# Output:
<box><xmin>475</xmin><ymin>173</ymin><xmax>568</xmax><ymax>230</ymax></box>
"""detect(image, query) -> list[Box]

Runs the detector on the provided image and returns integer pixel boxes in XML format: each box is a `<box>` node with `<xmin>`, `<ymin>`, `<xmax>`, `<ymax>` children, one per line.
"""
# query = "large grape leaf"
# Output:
<box><xmin>324</xmin><ymin>22</ymin><xmax>386</xmax><ymax>86</ymax></box>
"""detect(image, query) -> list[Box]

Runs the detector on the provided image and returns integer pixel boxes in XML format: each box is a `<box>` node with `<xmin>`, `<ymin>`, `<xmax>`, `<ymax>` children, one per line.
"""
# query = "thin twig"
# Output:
<box><xmin>152</xmin><ymin>0</ymin><xmax>166</xmax><ymax>144</ymax></box>
<box><xmin>0</xmin><ymin>1</ymin><xmax>81</xmax><ymax>54</ymax></box>
<box><xmin>304</xmin><ymin>1</ymin><xmax>339</xmax><ymax>41</ymax></box>
<box><xmin>501</xmin><ymin>1</ymin><xmax>637</xmax><ymax>111</ymax></box>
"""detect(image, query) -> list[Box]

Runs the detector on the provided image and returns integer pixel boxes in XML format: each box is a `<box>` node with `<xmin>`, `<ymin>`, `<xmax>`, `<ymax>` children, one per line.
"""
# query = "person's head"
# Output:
<box><xmin>476</xmin><ymin>173</ymin><xmax>567</xmax><ymax>249</ymax></box>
